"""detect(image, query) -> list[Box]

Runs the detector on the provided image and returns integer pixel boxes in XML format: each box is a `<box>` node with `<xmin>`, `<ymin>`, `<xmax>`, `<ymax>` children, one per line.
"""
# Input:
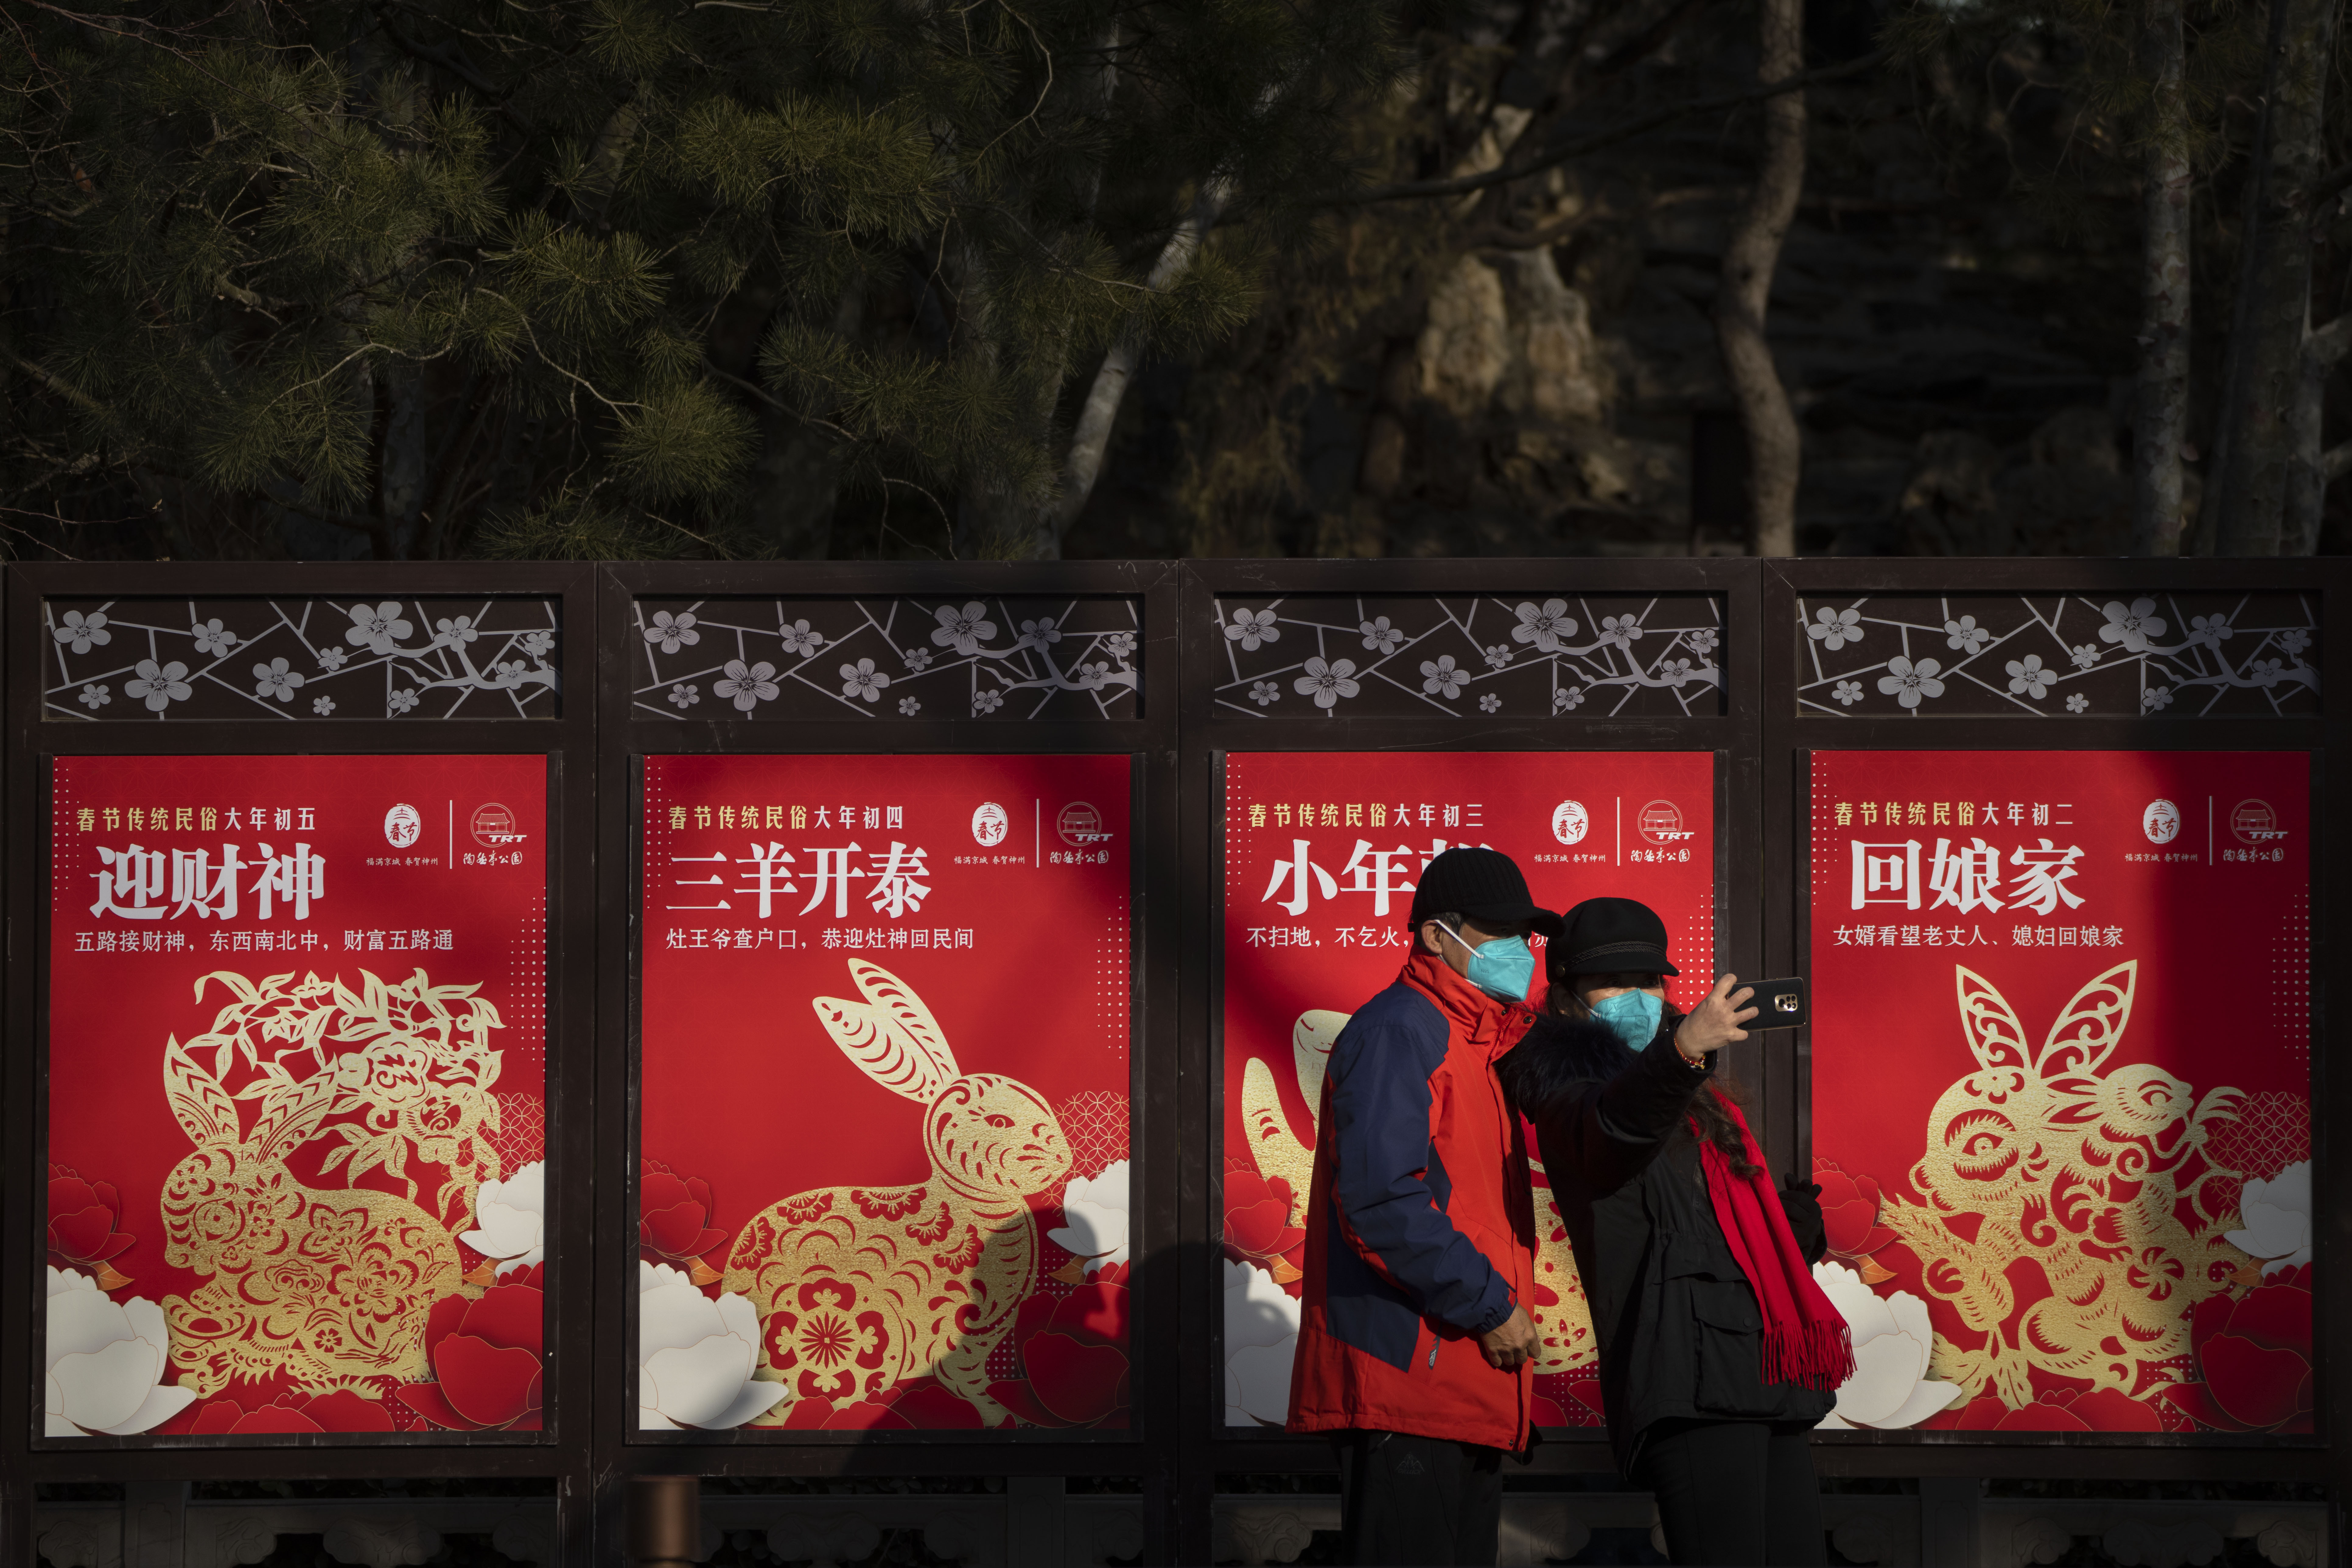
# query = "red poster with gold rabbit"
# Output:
<box><xmin>1809</xmin><ymin>751</ymin><xmax>2313</xmax><ymax>1437</ymax></box>
<box><xmin>44</xmin><ymin>756</ymin><xmax>549</xmax><ymax>1440</ymax></box>
<box><xmin>1220</xmin><ymin>751</ymin><xmax>1715</xmax><ymax>1431</ymax></box>
<box><xmin>637</xmin><ymin>755</ymin><xmax>1132</xmax><ymax>1433</ymax></box>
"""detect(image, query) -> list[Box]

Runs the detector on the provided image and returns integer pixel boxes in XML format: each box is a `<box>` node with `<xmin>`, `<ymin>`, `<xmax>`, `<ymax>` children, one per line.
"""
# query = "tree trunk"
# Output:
<box><xmin>2286</xmin><ymin>312</ymin><xmax>2352</xmax><ymax>549</ymax></box>
<box><xmin>1713</xmin><ymin>0</ymin><xmax>1807</xmax><ymax>558</ymax></box>
<box><xmin>2213</xmin><ymin>0</ymin><xmax>2337</xmax><ymax>555</ymax></box>
<box><xmin>2130</xmin><ymin>0</ymin><xmax>2191</xmax><ymax>557</ymax></box>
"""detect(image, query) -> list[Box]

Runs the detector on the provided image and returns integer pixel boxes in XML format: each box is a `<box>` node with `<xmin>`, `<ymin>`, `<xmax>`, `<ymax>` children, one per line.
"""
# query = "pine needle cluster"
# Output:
<box><xmin>0</xmin><ymin>0</ymin><xmax>1403</xmax><ymax>559</ymax></box>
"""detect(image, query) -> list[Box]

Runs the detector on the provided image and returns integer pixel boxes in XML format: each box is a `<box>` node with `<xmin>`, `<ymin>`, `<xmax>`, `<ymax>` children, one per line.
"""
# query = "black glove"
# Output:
<box><xmin>1778</xmin><ymin>1172</ymin><xmax>1827</xmax><ymax>1265</ymax></box>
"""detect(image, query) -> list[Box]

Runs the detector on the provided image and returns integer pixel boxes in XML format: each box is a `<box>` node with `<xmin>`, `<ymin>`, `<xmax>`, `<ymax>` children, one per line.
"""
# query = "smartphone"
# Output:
<box><xmin>1741</xmin><ymin>977</ymin><xmax>1808</xmax><ymax>1030</ymax></box>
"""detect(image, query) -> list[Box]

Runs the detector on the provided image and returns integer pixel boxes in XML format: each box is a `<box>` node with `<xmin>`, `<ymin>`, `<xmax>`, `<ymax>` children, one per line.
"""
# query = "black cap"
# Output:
<box><xmin>1408</xmin><ymin>847</ymin><xmax>1564</xmax><ymax>938</ymax></box>
<box><xmin>1552</xmin><ymin>896</ymin><xmax>1679</xmax><ymax>978</ymax></box>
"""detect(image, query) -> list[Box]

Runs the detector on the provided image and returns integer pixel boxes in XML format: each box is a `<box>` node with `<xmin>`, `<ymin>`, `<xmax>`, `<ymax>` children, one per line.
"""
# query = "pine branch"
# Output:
<box><xmin>1318</xmin><ymin>47</ymin><xmax>1892</xmax><ymax>207</ymax></box>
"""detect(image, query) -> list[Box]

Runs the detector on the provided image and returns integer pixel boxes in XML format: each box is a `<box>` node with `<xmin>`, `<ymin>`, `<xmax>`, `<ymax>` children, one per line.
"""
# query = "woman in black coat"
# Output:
<box><xmin>1498</xmin><ymin>898</ymin><xmax>1844</xmax><ymax>1567</ymax></box>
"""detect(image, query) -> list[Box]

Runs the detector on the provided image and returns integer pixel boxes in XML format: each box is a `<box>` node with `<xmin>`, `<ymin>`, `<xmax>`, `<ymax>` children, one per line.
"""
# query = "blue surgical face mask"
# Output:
<box><xmin>1436</xmin><ymin>923</ymin><xmax>1535</xmax><ymax>1002</ymax></box>
<box><xmin>1590</xmin><ymin>989</ymin><xmax>1664</xmax><ymax>1050</ymax></box>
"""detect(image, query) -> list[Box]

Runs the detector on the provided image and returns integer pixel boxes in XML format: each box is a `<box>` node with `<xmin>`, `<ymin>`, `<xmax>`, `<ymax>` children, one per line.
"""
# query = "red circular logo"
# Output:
<box><xmin>1637</xmin><ymin>799</ymin><xmax>1685</xmax><ymax>846</ymax></box>
<box><xmin>1057</xmin><ymin>802</ymin><xmax>1107</xmax><ymax>847</ymax></box>
<box><xmin>471</xmin><ymin>802</ymin><xmax>521</xmax><ymax>848</ymax></box>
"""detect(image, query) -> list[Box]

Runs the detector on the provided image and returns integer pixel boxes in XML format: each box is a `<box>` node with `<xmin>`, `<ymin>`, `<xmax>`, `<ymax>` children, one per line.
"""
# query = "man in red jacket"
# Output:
<box><xmin>1286</xmin><ymin>846</ymin><xmax>1555</xmax><ymax>1566</ymax></box>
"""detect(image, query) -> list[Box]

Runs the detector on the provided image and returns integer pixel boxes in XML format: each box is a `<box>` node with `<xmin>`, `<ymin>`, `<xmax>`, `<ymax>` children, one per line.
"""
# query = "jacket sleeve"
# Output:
<box><xmin>1325</xmin><ymin>1015</ymin><xmax>1519</xmax><ymax>1336</ymax></box>
<box><xmin>1528</xmin><ymin>1031</ymin><xmax>1715</xmax><ymax>1195</ymax></box>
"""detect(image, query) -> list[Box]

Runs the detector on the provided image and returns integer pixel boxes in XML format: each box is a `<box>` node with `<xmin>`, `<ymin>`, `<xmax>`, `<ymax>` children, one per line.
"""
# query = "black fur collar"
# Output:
<box><xmin>1496</xmin><ymin>1009</ymin><xmax>1673</xmax><ymax>1120</ymax></box>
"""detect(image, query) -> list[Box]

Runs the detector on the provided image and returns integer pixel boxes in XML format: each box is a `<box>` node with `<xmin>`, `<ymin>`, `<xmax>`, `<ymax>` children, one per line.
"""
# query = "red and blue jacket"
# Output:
<box><xmin>1285</xmin><ymin>950</ymin><xmax>1538</xmax><ymax>1450</ymax></box>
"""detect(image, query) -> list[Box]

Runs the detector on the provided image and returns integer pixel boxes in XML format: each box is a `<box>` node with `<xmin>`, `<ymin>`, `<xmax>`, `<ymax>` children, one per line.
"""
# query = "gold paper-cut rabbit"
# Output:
<box><xmin>159</xmin><ymin>1036</ymin><xmax>462</xmax><ymax>1397</ymax></box>
<box><xmin>725</xmin><ymin>960</ymin><xmax>1073</xmax><ymax>1425</ymax></box>
<box><xmin>1238</xmin><ymin>1008</ymin><xmax>1596</xmax><ymax>1374</ymax></box>
<box><xmin>1879</xmin><ymin>961</ymin><xmax>2246</xmax><ymax>1408</ymax></box>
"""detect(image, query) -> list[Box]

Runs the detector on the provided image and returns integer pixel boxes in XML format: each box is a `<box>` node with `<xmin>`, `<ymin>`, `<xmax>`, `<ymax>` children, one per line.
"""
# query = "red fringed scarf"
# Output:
<box><xmin>1693</xmin><ymin>1091</ymin><xmax>1856</xmax><ymax>1391</ymax></box>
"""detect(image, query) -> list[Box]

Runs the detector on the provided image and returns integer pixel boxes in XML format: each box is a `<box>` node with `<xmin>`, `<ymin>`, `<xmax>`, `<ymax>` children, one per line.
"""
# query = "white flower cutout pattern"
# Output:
<box><xmin>779</xmin><ymin>619</ymin><xmax>823</xmax><ymax>656</ymax></box>
<box><xmin>1687</xmin><ymin>627</ymin><xmax>1719</xmax><ymax>657</ymax></box>
<box><xmin>1224</xmin><ymin>608</ymin><xmax>1281</xmax><ymax>650</ymax></box>
<box><xmin>252</xmin><ymin>658</ymin><xmax>305</xmax><ymax>702</ymax></box>
<box><xmin>1477</xmin><ymin>692</ymin><xmax>1501</xmax><ymax>713</ymax></box>
<box><xmin>54</xmin><ymin>610</ymin><xmax>110</xmax><ymax>653</ymax></box>
<box><xmin>2143</xmin><ymin>685</ymin><xmax>2174</xmax><ymax>712</ymax></box>
<box><xmin>1807</xmin><ymin>607</ymin><xmax>1864</xmax><ymax>651</ymax></box>
<box><xmin>1360</xmin><ymin>617</ymin><xmax>1404</xmax><ymax>655</ymax></box>
<box><xmin>902</xmin><ymin>646</ymin><xmax>934</xmax><ymax>672</ymax></box>
<box><xmin>387</xmin><ymin>688</ymin><xmax>419</xmax><ymax>715</ymax></box>
<box><xmin>1877</xmin><ymin>656</ymin><xmax>1944</xmax><ymax>709</ymax></box>
<box><xmin>436</xmin><ymin>614</ymin><xmax>480</xmax><ymax>646</ymax></box>
<box><xmin>345</xmin><ymin>600</ymin><xmax>414</xmax><ymax>654</ymax></box>
<box><xmin>1249</xmin><ymin>680</ymin><xmax>1281</xmax><ymax>706</ymax></box>
<box><xmin>1598</xmin><ymin>613</ymin><xmax>1645</xmax><ymax>649</ymax></box>
<box><xmin>2066</xmin><ymin>693</ymin><xmax>2089</xmax><ymax>713</ymax></box>
<box><xmin>316</xmin><ymin>646</ymin><xmax>349</xmax><ymax>672</ymax></box>
<box><xmin>1944</xmin><ymin>616</ymin><xmax>1989</xmax><ymax>655</ymax></box>
<box><xmin>190</xmin><ymin>618</ymin><xmax>237</xmax><ymax>656</ymax></box>
<box><xmin>126</xmin><ymin>660</ymin><xmax>191</xmax><ymax>713</ymax></box>
<box><xmin>1420</xmin><ymin>655</ymin><xmax>1466</xmax><ymax>698</ymax></box>
<box><xmin>1020</xmin><ymin>617</ymin><xmax>1062</xmax><ymax>646</ymax></box>
<box><xmin>1294</xmin><ymin>657</ymin><xmax>1360</xmax><ymax>709</ymax></box>
<box><xmin>2005</xmin><ymin>654</ymin><xmax>2053</xmax><ymax>699</ymax></box>
<box><xmin>2279</xmin><ymin>628</ymin><xmax>2313</xmax><ymax>658</ymax></box>
<box><xmin>716</xmin><ymin>659</ymin><xmax>781</xmax><ymax>711</ymax></box>
<box><xmin>1512</xmin><ymin>599</ymin><xmax>1577</xmax><ymax>652</ymax></box>
<box><xmin>1482</xmin><ymin>643</ymin><xmax>1513</xmax><ymax>671</ymax></box>
<box><xmin>2225</xmin><ymin>1161</ymin><xmax>2312</xmax><ymax>1276</ymax></box>
<box><xmin>898</xmin><ymin>696</ymin><xmax>921</xmax><ymax>715</ymax></box>
<box><xmin>668</xmin><ymin>683</ymin><xmax>700</xmax><ymax>709</ymax></box>
<box><xmin>1833</xmin><ymin>679</ymin><xmax>1864</xmax><ymax>706</ymax></box>
<box><xmin>78</xmin><ymin>684</ymin><xmax>110</xmax><ymax>710</ymax></box>
<box><xmin>2187</xmin><ymin>614</ymin><xmax>2234</xmax><ymax>649</ymax></box>
<box><xmin>2069</xmin><ymin>643</ymin><xmax>2101</xmax><ymax>671</ymax></box>
<box><xmin>645</xmin><ymin>610</ymin><xmax>699</xmax><ymax>653</ymax></box>
<box><xmin>1553</xmin><ymin>686</ymin><xmax>1583</xmax><ymax>712</ymax></box>
<box><xmin>2099</xmin><ymin>597</ymin><xmax>2167</xmax><ymax>652</ymax></box>
<box><xmin>933</xmin><ymin>601</ymin><xmax>997</xmax><ymax>655</ymax></box>
<box><xmin>312</xmin><ymin>695</ymin><xmax>335</xmax><ymax>716</ymax></box>
<box><xmin>839</xmin><ymin>658</ymin><xmax>890</xmax><ymax>703</ymax></box>
<box><xmin>972</xmin><ymin>687</ymin><xmax>1005</xmax><ymax>715</ymax></box>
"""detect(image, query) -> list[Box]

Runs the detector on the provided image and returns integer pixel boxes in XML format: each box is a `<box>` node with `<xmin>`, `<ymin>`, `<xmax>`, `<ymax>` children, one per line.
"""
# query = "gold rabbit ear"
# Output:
<box><xmin>1292</xmin><ymin>1011</ymin><xmax>1347</xmax><ymax>1135</ymax></box>
<box><xmin>2039</xmin><ymin>961</ymin><xmax>2135</xmax><ymax>1080</ymax></box>
<box><xmin>249</xmin><ymin>1069</ymin><xmax>341</xmax><ymax>1164</ymax></box>
<box><xmin>809</xmin><ymin>960</ymin><xmax>956</xmax><ymax>1103</ymax></box>
<box><xmin>1240</xmin><ymin>1057</ymin><xmax>1314</xmax><ymax>1230</ymax></box>
<box><xmin>1954</xmin><ymin>966</ymin><xmax>2032</xmax><ymax>1075</ymax></box>
<box><xmin>163</xmin><ymin>1035</ymin><xmax>239</xmax><ymax>1147</ymax></box>
<box><xmin>848</xmin><ymin>959</ymin><xmax>959</xmax><ymax>1080</ymax></box>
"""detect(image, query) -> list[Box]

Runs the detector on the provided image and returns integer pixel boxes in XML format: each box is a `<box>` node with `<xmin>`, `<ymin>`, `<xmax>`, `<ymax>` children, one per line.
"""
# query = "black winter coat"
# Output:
<box><xmin>1497</xmin><ymin>1010</ymin><xmax>1835</xmax><ymax>1474</ymax></box>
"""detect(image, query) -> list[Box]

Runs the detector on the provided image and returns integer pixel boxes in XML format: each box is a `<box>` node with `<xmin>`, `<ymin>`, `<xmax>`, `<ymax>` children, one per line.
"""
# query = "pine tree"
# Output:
<box><xmin>0</xmin><ymin>0</ymin><xmax>1399</xmax><ymax>560</ymax></box>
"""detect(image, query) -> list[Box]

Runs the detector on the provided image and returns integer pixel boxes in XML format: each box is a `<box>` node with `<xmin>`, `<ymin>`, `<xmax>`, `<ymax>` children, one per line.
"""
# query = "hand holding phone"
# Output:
<box><xmin>1674</xmin><ymin>973</ymin><xmax>1759</xmax><ymax>1056</ymax></box>
<box><xmin>1741</xmin><ymin>977</ymin><xmax>1808</xmax><ymax>1031</ymax></box>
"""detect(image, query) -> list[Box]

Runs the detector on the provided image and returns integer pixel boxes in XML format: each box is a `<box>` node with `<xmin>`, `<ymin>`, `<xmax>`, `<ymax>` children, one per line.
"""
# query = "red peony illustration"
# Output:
<box><xmin>397</xmin><ymin>1265</ymin><xmax>545</xmax><ymax>1431</ymax></box>
<box><xmin>785</xmin><ymin>1375</ymin><xmax>986</xmax><ymax>1431</ymax></box>
<box><xmin>1929</xmin><ymin>1387</ymin><xmax>2166</xmax><ymax>1432</ymax></box>
<box><xmin>181</xmin><ymin>1389</ymin><xmax>396</xmax><ymax>1434</ymax></box>
<box><xmin>1223</xmin><ymin>1164</ymin><xmax>1305</xmax><ymax>1283</ymax></box>
<box><xmin>641</xmin><ymin>1160</ymin><xmax>728</xmax><ymax>1283</ymax></box>
<box><xmin>48</xmin><ymin>1165</ymin><xmax>136</xmax><ymax>1289</ymax></box>
<box><xmin>988</xmin><ymin>1281</ymin><xmax>1132</xmax><ymax>1428</ymax></box>
<box><xmin>1812</xmin><ymin>1157</ymin><xmax>1895</xmax><ymax>1282</ymax></box>
<box><xmin>2159</xmin><ymin>1268</ymin><xmax>2313</xmax><ymax>1434</ymax></box>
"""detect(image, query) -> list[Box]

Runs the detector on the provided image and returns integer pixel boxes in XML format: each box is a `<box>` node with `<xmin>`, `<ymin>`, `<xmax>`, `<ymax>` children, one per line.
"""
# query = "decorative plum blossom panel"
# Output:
<box><xmin>43</xmin><ymin>599</ymin><xmax>561</xmax><ymax>721</ymax></box>
<box><xmin>1796</xmin><ymin>594</ymin><xmax>2319</xmax><ymax>718</ymax></box>
<box><xmin>1209</xmin><ymin>595</ymin><xmax>1724</xmax><ymax>719</ymax></box>
<box><xmin>631</xmin><ymin>598</ymin><xmax>1140</xmax><ymax>721</ymax></box>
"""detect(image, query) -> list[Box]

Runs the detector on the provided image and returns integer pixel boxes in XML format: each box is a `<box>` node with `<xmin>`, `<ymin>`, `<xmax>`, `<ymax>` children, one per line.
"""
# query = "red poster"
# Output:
<box><xmin>1809</xmin><ymin>751</ymin><xmax>2312</xmax><ymax>1437</ymax></box>
<box><xmin>638</xmin><ymin>756</ymin><xmax>1133</xmax><ymax>1433</ymax></box>
<box><xmin>1219</xmin><ymin>751</ymin><xmax>1716</xmax><ymax>1430</ymax></box>
<box><xmin>45</xmin><ymin>756</ymin><xmax>549</xmax><ymax>1440</ymax></box>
